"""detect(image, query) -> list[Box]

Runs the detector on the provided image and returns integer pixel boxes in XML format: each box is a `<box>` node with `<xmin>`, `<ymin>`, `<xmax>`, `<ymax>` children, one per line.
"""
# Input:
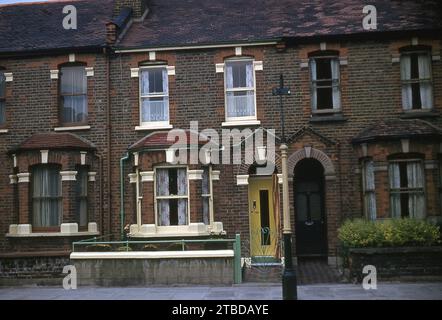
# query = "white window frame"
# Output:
<box><xmin>309</xmin><ymin>55</ymin><xmax>341</xmax><ymax>114</ymax></box>
<box><xmin>153</xmin><ymin>165</ymin><xmax>190</xmax><ymax>227</ymax></box>
<box><xmin>388</xmin><ymin>158</ymin><xmax>426</xmax><ymax>218</ymax></box>
<box><xmin>201</xmin><ymin>166</ymin><xmax>214</xmax><ymax>226</ymax></box>
<box><xmin>139</xmin><ymin>65</ymin><xmax>170</xmax><ymax>128</ymax></box>
<box><xmin>400</xmin><ymin>50</ymin><xmax>433</xmax><ymax>111</ymax></box>
<box><xmin>224</xmin><ymin>58</ymin><xmax>257</xmax><ymax>122</ymax></box>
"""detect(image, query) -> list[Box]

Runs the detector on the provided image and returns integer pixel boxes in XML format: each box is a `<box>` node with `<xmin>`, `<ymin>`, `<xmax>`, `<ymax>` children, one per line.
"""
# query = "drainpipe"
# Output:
<box><xmin>120</xmin><ymin>152</ymin><xmax>130</xmax><ymax>240</ymax></box>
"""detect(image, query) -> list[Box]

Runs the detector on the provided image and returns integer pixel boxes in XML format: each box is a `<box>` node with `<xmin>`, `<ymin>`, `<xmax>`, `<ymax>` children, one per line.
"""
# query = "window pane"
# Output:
<box><xmin>316</xmin><ymin>87</ymin><xmax>333</xmax><ymax>109</ymax></box>
<box><xmin>76</xmin><ymin>168</ymin><xmax>88</xmax><ymax>227</ymax></box>
<box><xmin>60</xmin><ymin>66</ymin><xmax>86</xmax><ymax>94</ymax></box>
<box><xmin>141</xmin><ymin>97</ymin><xmax>169</xmax><ymax>122</ymax></box>
<box><xmin>316</xmin><ymin>58</ymin><xmax>332</xmax><ymax>80</ymax></box>
<box><xmin>141</xmin><ymin>68</ymin><xmax>167</xmax><ymax>95</ymax></box>
<box><xmin>61</xmin><ymin>95</ymin><xmax>87</xmax><ymax>123</ymax></box>
<box><xmin>226</xmin><ymin>90</ymin><xmax>255</xmax><ymax>118</ymax></box>
<box><xmin>226</xmin><ymin>60</ymin><xmax>253</xmax><ymax>89</ymax></box>
<box><xmin>32</xmin><ymin>166</ymin><xmax>61</xmax><ymax>227</ymax></box>
<box><xmin>202</xmin><ymin>168</ymin><xmax>210</xmax><ymax>225</ymax></box>
<box><xmin>0</xmin><ymin>101</ymin><xmax>5</xmax><ymax>125</ymax></box>
<box><xmin>0</xmin><ymin>72</ymin><xmax>5</xmax><ymax>98</ymax></box>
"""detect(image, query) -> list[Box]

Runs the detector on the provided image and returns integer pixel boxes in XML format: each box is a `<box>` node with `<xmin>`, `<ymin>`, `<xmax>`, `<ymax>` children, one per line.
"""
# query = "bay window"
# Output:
<box><xmin>0</xmin><ymin>71</ymin><xmax>5</xmax><ymax>125</ymax></box>
<box><xmin>140</xmin><ymin>66</ymin><xmax>169</xmax><ymax>126</ymax></box>
<box><xmin>362</xmin><ymin>160</ymin><xmax>377</xmax><ymax>220</ymax></box>
<box><xmin>155</xmin><ymin>167</ymin><xmax>188</xmax><ymax>226</ymax></box>
<box><xmin>60</xmin><ymin>65</ymin><xmax>88</xmax><ymax>124</ymax></box>
<box><xmin>225</xmin><ymin>59</ymin><xmax>256</xmax><ymax>121</ymax></box>
<box><xmin>400</xmin><ymin>51</ymin><xmax>433</xmax><ymax>110</ymax></box>
<box><xmin>310</xmin><ymin>55</ymin><xmax>341</xmax><ymax>112</ymax></box>
<box><xmin>389</xmin><ymin>160</ymin><xmax>425</xmax><ymax>218</ymax></box>
<box><xmin>32</xmin><ymin>165</ymin><xmax>62</xmax><ymax>229</ymax></box>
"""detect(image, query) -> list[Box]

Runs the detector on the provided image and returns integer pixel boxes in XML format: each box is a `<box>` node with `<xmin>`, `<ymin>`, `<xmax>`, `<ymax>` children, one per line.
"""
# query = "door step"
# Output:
<box><xmin>243</xmin><ymin>263</ymin><xmax>283</xmax><ymax>283</ymax></box>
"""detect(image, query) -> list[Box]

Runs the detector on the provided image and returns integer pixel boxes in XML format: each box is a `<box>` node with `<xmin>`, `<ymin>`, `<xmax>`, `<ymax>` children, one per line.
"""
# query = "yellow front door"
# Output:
<box><xmin>248</xmin><ymin>177</ymin><xmax>278</xmax><ymax>258</ymax></box>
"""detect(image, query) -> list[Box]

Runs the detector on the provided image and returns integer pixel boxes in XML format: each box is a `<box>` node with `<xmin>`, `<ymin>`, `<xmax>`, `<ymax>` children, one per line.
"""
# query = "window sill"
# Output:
<box><xmin>71</xmin><ymin>250</ymin><xmax>234</xmax><ymax>260</ymax></box>
<box><xmin>128</xmin><ymin>222</ymin><xmax>225</xmax><ymax>238</ymax></box>
<box><xmin>400</xmin><ymin>110</ymin><xmax>439</xmax><ymax>119</ymax></box>
<box><xmin>54</xmin><ymin>125</ymin><xmax>91</xmax><ymax>132</ymax></box>
<box><xmin>0</xmin><ymin>129</ymin><xmax>8</xmax><ymax>134</ymax></box>
<box><xmin>135</xmin><ymin>124</ymin><xmax>173</xmax><ymax>131</ymax></box>
<box><xmin>309</xmin><ymin>113</ymin><xmax>347</xmax><ymax>123</ymax></box>
<box><xmin>221</xmin><ymin>120</ymin><xmax>261</xmax><ymax>127</ymax></box>
<box><xmin>6</xmin><ymin>231</ymin><xmax>100</xmax><ymax>238</ymax></box>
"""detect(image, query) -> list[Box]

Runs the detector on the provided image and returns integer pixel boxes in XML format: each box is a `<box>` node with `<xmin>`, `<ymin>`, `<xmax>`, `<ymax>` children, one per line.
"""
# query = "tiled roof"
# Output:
<box><xmin>118</xmin><ymin>0</ymin><xmax>442</xmax><ymax>49</ymax></box>
<box><xmin>129</xmin><ymin>130</ymin><xmax>210</xmax><ymax>151</ymax></box>
<box><xmin>0</xmin><ymin>0</ymin><xmax>115</xmax><ymax>54</ymax></box>
<box><xmin>12</xmin><ymin>132</ymin><xmax>96</xmax><ymax>152</ymax></box>
<box><xmin>352</xmin><ymin>119</ymin><xmax>442</xmax><ymax>144</ymax></box>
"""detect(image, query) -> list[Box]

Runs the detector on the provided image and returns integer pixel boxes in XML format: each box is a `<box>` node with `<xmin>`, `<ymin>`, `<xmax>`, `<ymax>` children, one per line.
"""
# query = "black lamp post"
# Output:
<box><xmin>272</xmin><ymin>74</ymin><xmax>298</xmax><ymax>300</ymax></box>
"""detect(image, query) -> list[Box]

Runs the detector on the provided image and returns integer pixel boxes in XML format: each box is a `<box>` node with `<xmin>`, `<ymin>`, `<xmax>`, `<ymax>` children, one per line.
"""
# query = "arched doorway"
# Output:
<box><xmin>294</xmin><ymin>159</ymin><xmax>327</xmax><ymax>256</ymax></box>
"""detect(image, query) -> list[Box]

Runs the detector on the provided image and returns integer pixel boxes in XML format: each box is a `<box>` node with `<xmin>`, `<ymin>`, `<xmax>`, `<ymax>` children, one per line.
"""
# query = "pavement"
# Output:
<box><xmin>0</xmin><ymin>282</ymin><xmax>441</xmax><ymax>300</ymax></box>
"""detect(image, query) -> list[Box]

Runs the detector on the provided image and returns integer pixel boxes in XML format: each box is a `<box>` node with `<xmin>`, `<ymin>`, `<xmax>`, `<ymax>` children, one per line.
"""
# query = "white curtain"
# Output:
<box><xmin>401</xmin><ymin>55</ymin><xmax>413</xmax><ymax>110</ymax></box>
<box><xmin>141</xmin><ymin>70</ymin><xmax>149</xmax><ymax>95</ymax></box>
<box><xmin>61</xmin><ymin>66</ymin><xmax>87</xmax><ymax>123</ymax></box>
<box><xmin>418</xmin><ymin>55</ymin><xmax>433</xmax><ymax>109</ymax></box>
<box><xmin>141</xmin><ymin>68</ymin><xmax>169</xmax><ymax>123</ymax></box>
<box><xmin>245</xmin><ymin>62</ymin><xmax>254</xmax><ymax>88</ymax></box>
<box><xmin>177</xmin><ymin>168</ymin><xmax>188</xmax><ymax>225</ymax></box>
<box><xmin>156</xmin><ymin>169</ymin><xmax>170</xmax><ymax>226</ymax></box>
<box><xmin>364</xmin><ymin>161</ymin><xmax>377</xmax><ymax>220</ymax></box>
<box><xmin>407</xmin><ymin>162</ymin><xmax>425</xmax><ymax>218</ymax></box>
<box><xmin>32</xmin><ymin>167</ymin><xmax>61</xmax><ymax>227</ymax></box>
<box><xmin>226</xmin><ymin>64</ymin><xmax>234</xmax><ymax>89</ymax></box>
<box><xmin>162</xmin><ymin>68</ymin><xmax>169</xmax><ymax>94</ymax></box>
<box><xmin>310</xmin><ymin>59</ymin><xmax>317</xmax><ymax>110</ymax></box>
<box><xmin>331</xmin><ymin>59</ymin><xmax>341</xmax><ymax>109</ymax></box>
<box><xmin>226</xmin><ymin>61</ymin><xmax>254</xmax><ymax>118</ymax></box>
<box><xmin>389</xmin><ymin>163</ymin><xmax>401</xmax><ymax>218</ymax></box>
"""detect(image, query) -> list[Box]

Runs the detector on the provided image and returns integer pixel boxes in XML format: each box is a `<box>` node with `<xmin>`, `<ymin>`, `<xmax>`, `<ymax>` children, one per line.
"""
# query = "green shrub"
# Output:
<box><xmin>338</xmin><ymin>218</ymin><xmax>440</xmax><ymax>248</ymax></box>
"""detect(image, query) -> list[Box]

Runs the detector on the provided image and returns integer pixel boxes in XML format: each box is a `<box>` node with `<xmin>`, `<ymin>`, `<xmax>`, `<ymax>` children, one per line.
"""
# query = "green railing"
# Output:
<box><xmin>72</xmin><ymin>234</ymin><xmax>242</xmax><ymax>284</ymax></box>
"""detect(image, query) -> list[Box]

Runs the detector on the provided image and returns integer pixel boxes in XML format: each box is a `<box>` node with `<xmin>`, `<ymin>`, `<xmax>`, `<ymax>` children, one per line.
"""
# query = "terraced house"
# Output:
<box><xmin>0</xmin><ymin>0</ymin><xmax>441</xmax><ymax>283</ymax></box>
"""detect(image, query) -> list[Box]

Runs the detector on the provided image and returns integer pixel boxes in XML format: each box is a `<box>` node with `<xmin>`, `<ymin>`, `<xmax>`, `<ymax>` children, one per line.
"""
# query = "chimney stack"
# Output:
<box><xmin>114</xmin><ymin>0</ymin><xmax>148</xmax><ymax>19</ymax></box>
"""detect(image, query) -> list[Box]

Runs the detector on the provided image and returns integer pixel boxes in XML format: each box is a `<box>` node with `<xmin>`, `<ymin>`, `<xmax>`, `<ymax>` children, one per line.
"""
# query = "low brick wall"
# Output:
<box><xmin>0</xmin><ymin>254</ymin><xmax>70</xmax><ymax>286</ymax></box>
<box><xmin>348</xmin><ymin>246</ymin><xmax>442</xmax><ymax>282</ymax></box>
<box><xmin>71</xmin><ymin>251</ymin><xmax>235</xmax><ymax>286</ymax></box>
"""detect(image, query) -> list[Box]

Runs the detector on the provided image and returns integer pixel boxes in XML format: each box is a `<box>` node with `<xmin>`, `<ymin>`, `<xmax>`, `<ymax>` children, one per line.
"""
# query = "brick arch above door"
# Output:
<box><xmin>288</xmin><ymin>147</ymin><xmax>336</xmax><ymax>178</ymax></box>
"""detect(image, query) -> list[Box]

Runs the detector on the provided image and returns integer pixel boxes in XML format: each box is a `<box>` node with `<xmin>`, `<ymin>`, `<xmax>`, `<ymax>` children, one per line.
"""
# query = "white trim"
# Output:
<box><xmin>300</xmin><ymin>60</ymin><xmax>309</xmax><ymax>69</ymax></box>
<box><xmin>236</xmin><ymin>174</ymin><xmax>249</xmax><ymax>185</ymax></box>
<box><xmin>166</xmin><ymin>66</ymin><xmax>176</xmax><ymax>76</ymax></box>
<box><xmin>391</xmin><ymin>55</ymin><xmax>400</xmax><ymax>64</ymax></box>
<box><xmin>277</xmin><ymin>174</ymin><xmax>283</xmax><ymax>185</ymax></box>
<box><xmin>140</xmin><ymin>171</ymin><xmax>154</xmax><ymax>182</ymax></box>
<box><xmin>115</xmin><ymin>41</ymin><xmax>278</xmax><ymax>54</ymax></box>
<box><xmin>60</xmin><ymin>171</ymin><xmax>77</xmax><ymax>181</ymax></box>
<box><xmin>88</xmin><ymin>172</ymin><xmax>97</xmax><ymax>182</ymax></box>
<box><xmin>411</xmin><ymin>37</ymin><xmax>419</xmax><ymax>46</ymax></box>
<box><xmin>211</xmin><ymin>170</ymin><xmax>220</xmax><ymax>181</ymax></box>
<box><xmin>339</xmin><ymin>57</ymin><xmax>348</xmax><ymax>66</ymax></box>
<box><xmin>235</xmin><ymin>46</ymin><xmax>242</xmax><ymax>56</ymax></box>
<box><xmin>216</xmin><ymin>63</ymin><xmax>225</xmax><ymax>73</ymax></box>
<box><xmin>0</xmin><ymin>129</ymin><xmax>9</xmax><ymax>134</ymax></box>
<box><xmin>135</xmin><ymin>124</ymin><xmax>173</xmax><ymax>131</ymax></box>
<box><xmin>85</xmin><ymin>67</ymin><xmax>94</xmax><ymax>77</ymax></box>
<box><xmin>54</xmin><ymin>125</ymin><xmax>91</xmax><ymax>132</ymax></box>
<box><xmin>4</xmin><ymin>72</ymin><xmax>13</xmax><ymax>82</ymax></box>
<box><xmin>221</xmin><ymin>120</ymin><xmax>261</xmax><ymax>127</ymax></box>
<box><xmin>17</xmin><ymin>173</ymin><xmax>30</xmax><ymax>183</ymax></box>
<box><xmin>40</xmin><ymin>150</ymin><xmax>49</xmax><ymax>164</ymax></box>
<box><xmin>61</xmin><ymin>223</ymin><xmax>78</xmax><ymax>234</ymax></box>
<box><xmin>253</xmin><ymin>61</ymin><xmax>263</xmax><ymax>71</ymax></box>
<box><xmin>131</xmin><ymin>67</ymin><xmax>140</xmax><ymax>78</ymax></box>
<box><xmin>129</xmin><ymin>173</ymin><xmax>138</xmax><ymax>184</ymax></box>
<box><xmin>432</xmin><ymin>55</ymin><xmax>441</xmax><ymax>61</ymax></box>
<box><xmin>149</xmin><ymin>51</ymin><xmax>156</xmax><ymax>61</ymax></box>
<box><xmin>50</xmin><ymin>70</ymin><xmax>59</xmax><ymax>79</ymax></box>
<box><xmin>362</xmin><ymin>143</ymin><xmax>368</xmax><ymax>157</ymax></box>
<box><xmin>13</xmin><ymin>154</ymin><xmax>17</xmax><ymax>168</ymax></box>
<box><xmin>320</xmin><ymin>42</ymin><xmax>327</xmax><ymax>51</ymax></box>
<box><xmin>9</xmin><ymin>175</ymin><xmax>17</xmax><ymax>184</ymax></box>
<box><xmin>70</xmin><ymin>250</ymin><xmax>234</xmax><ymax>260</ymax></box>
<box><xmin>80</xmin><ymin>151</ymin><xmax>87</xmax><ymax>165</ymax></box>
<box><xmin>69</xmin><ymin>53</ymin><xmax>76</xmax><ymax>62</ymax></box>
<box><xmin>188</xmin><ymin>170</ymin><xmax>204</xmax><ymax>180</ymax></box>
<box><xmin>401</xmin><ymin>139</ymin><xmax>410</xmax><ymax>153</ymax></box>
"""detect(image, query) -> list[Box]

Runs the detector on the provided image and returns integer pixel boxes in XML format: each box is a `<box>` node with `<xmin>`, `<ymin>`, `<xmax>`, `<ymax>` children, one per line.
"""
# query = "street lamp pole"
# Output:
<box><xmin>273</xmin><ymin>74</ymin><xmax>298</xmax><ymax>300</ymax></box>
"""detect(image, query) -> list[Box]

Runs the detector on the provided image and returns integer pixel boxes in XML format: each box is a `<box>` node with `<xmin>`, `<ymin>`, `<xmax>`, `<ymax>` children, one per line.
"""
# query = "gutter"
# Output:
<box><xmin>120</xmin><ymin>152</ymin><xmax>130</xmax><ymax>240</ymax></box>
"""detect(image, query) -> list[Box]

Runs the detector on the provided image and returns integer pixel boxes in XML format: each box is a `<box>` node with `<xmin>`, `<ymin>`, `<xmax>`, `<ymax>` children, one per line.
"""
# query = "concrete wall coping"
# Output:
<box><xmin>70</xmin><ymin>250</ymin><xmax>235</xmax><ymax>260</ymax></box>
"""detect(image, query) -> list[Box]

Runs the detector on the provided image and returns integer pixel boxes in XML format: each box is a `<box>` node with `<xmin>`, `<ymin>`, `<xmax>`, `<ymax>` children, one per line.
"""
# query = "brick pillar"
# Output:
<box><xmin>17</xmin><ymin>173</ymin><xmax>31</xmax><ymax>225</ymax></box>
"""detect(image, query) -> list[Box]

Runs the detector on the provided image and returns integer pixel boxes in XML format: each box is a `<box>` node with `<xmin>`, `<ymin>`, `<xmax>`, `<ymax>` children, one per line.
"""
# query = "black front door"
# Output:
<box><xmin>294</xmin><ymin>159</ymin><xmax>327</xmax><ymax>256</ymax></box>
